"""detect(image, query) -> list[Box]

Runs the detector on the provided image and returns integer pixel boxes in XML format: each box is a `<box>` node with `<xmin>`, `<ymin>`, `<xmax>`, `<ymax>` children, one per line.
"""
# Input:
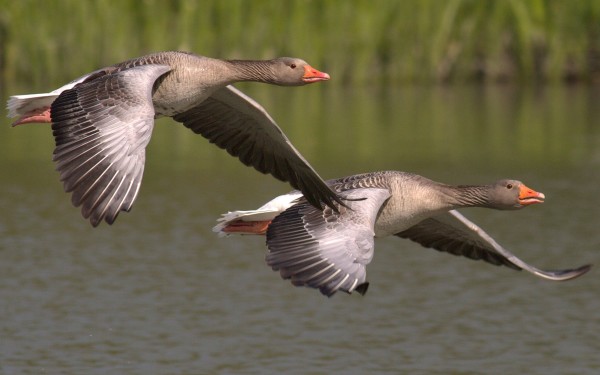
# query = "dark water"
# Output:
<box><xmin>1</xmin><ymin>84</ymin><xmax>599</xmax><ymax>374</ymax></box>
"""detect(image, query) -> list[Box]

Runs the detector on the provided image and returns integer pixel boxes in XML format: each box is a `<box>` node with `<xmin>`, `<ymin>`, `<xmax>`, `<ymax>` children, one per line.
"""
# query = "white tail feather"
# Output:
<box><xmin>6</xmin><ymin>71</ymin><xmax>95</xmax><ymax>118</ymax></box>
<box><xmin>213</xmin><ymin>192</ymin><xmax>302</xmax><ymax>236</ymax></box>
<box><xmin>6</xmin><ymin>93</ymin><xmax>59</xmax><ymax>118</ymax></box>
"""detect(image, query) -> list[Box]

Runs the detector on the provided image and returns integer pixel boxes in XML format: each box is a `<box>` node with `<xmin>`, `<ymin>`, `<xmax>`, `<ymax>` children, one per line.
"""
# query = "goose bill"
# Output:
<box><xmin>302</xmin><ymin>65</ymin><xmax>330</xmax><ymax>83</ymax></box>
<box><xmin>518</xmin><ymin>184</ymin><xmax>545</xmax><ymax>205</ymax></box>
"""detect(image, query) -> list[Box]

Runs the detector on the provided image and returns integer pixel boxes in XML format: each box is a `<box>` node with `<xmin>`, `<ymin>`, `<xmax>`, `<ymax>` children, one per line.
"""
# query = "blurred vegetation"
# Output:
<box><xmin>1</xmin><ymin>0</ymin><xmax>599</xmax><ymax>89</ymax></box>
<box><xmin>1</xmin><ymin>1</ymin><xmax>599</xmax><ymax>215</ymax></box>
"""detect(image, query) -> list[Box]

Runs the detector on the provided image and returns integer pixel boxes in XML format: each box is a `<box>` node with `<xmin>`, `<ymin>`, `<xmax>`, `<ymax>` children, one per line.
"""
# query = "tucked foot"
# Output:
<box><xmin>12</xmin><ymin>106</ymin><xmax>52</xmax><ymax>126</ymax></box>
<box><xmin>222</xmin><ymin>220</ymin><xmax>272</xmax><ymax>235</ymax></box>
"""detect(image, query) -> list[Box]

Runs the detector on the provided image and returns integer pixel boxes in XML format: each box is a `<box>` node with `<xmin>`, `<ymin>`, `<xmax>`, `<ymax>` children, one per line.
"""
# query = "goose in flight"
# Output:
<box><xmin>7</xmin><ymin>51</ymin><xmax>342</xmax><ymax>226</ymax></box>
<box><xmin>214</xmin><ymin>171</ymin><xmax>591</xmax><ymax>296</ymax></box>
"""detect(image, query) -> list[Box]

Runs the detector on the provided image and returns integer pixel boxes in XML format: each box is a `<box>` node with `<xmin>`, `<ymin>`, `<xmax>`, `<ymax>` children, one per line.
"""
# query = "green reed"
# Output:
<box><xmin>1</xmin><ymin>0</ymin><xmax>598</xmax><ymax>89</ymax></box>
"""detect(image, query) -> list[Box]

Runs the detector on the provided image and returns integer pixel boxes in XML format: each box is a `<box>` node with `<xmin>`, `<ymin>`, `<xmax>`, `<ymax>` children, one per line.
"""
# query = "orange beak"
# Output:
<box><xmin>518</xmin><ymin>184</ymin><xmax>545</xmax><ymax>206</ymax></box>
<box><xmin>302</xmin><ymin>65</ymin><xmax>330</xmax><ymax>83</ymax></box>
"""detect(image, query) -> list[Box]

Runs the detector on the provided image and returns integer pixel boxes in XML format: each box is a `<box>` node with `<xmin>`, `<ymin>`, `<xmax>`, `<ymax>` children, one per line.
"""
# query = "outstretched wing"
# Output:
<box><xmin>447</xmin><ymin>210</ymin><xmax>591</xmax><ymax>280</ymax></box>
<box><xmin>51</xmin><ymin>64</ymin><xmax>171</xmax><ymax>226</ymax></box>
<box><xmin>172</xmin><ymin>85</ymin><xmax>344</xmax><ymax>211</ymax></box>
<box><xmin>266</xmin><ymin>188</ymin><xmax>391</xmax><ymax>296</ymax></box>
<box><xmin>396</xmin><ymin>212</ymin><xmax>520</xmax><ymax>269</ymax></box>
<box><xmin>397</xmin><ymin>210</ymin><xmax>591</xmax><ymax>281</ymax></box>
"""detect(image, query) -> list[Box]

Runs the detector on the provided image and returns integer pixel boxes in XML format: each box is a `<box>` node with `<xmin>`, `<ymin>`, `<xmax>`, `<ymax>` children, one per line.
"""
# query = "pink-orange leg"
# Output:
<box><xmin>222</xmin><ymin>220</ymin><xmax>272</xmax><ymax>235</ymax></box>
<box><xmin>12</xmin><ymin>106</ymin><xmax>52</xmax><ymax>126</ymax></box>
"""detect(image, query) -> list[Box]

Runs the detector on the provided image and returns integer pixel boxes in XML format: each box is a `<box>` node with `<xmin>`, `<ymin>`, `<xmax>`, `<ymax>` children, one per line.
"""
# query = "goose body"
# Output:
<box><xmin>7</xmin><ymin>51</ymin><xmax>340</xmax><ymax>226</ymax></box>
<box><xmin>214</xmin><ymin>171</ymin><xmax>591</xmax><ymax>296</ymax></box>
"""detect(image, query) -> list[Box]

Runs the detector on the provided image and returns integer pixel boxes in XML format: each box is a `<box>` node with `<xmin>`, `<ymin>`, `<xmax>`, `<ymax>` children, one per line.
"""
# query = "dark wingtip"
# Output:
<box><xmin>304</xmin><ymin>190</ymin><xmax>345</xmax><ymax>214</ymax></box>
<box><xmin>561</xmin><ymin>264</ymin><xmax>592</xmax><ymax>280</ymax></box>
<box><xmin>320</xmin><ymin>191</ymin><xmax>355</xmax><ymax>214</ymax></box>
<box><xmin>355</xmin><ymin>282</ymin><xmax>369</xmax><ymax>295</ymax></box>
<box><xmin>538</xmin><ymin>263</ymin><xmax>592</xmax><ymax>281</ymax></box>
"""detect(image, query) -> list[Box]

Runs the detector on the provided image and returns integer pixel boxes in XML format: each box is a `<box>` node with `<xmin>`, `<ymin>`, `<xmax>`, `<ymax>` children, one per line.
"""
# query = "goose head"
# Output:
<box><xmin>269</xmin><ymin>57</ymin><xmax>330</xmax><ymax>85</ymax></box>
<box><xmin>488</xmin><ymin>179</ymin><xmax>545</xmax><ymax>209</ymax></box>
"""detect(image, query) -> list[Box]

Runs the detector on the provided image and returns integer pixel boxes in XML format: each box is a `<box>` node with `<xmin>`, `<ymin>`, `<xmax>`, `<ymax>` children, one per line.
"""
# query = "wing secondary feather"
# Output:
<box><xmin>51</xmin><ymin>64</ymin><xmax>171</xmax><ymax>226</ymax></box>
<box><xmin>173</xmin><ymin>85</ymin><xmax>344</xmax><ymax>211</ymax></box>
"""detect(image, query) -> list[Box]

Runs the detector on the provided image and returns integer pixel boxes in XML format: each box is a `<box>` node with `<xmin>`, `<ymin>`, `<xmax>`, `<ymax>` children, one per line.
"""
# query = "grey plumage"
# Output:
<box><xmin>267</xmin><ymin>188</ymin><xmax>390</xmax><ymax>296</ymax></box>
<box><xmin>25</xmin><ymin>51</ymin><xmax>341</xmax><ymax>226</ymax></box>
<box><xmin>52</xmin><ymin>65</ymin><xmax>169</xmax><ymax>226</ymax></box>
<box><xmin>258</xmin><ymin>171</ymin><xmax>591</xmax><ymax>296</ymax></box>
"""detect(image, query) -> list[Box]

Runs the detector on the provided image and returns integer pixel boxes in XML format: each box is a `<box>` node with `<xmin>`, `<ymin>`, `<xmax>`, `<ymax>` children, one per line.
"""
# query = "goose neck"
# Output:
<box><xmin>225</xmin><ymin>60</ymin><xmax>278</xmax><ymax>84</ymax></box>
<box><xmin>443</xmin><ymin>184</ymin><xmax>491</xmax><ymax>208</ymax></box>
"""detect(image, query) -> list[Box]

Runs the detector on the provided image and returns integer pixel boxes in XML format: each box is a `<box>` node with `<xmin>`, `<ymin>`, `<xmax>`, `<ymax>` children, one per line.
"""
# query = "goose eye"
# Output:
<box><xmin>506</xmin><ymin>183</ymin><xmax>513</xmax><ymax>189</ymax></box>
<box><xmin>290</xmin><ymin>64</ymin><xmax>297</xmax><ymax>69</ymax></box>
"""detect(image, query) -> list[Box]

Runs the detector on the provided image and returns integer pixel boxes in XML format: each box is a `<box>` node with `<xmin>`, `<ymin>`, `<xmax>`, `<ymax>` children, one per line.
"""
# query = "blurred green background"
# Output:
<box><xmin>1</xmin><ymin>0</ymin><xmax>599</xmax><ymax>174</ymax></box>
<box><xmin>1</xmin><ymin>0</ymin><xmax>599</xmax><ymax>90</ymax></box>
